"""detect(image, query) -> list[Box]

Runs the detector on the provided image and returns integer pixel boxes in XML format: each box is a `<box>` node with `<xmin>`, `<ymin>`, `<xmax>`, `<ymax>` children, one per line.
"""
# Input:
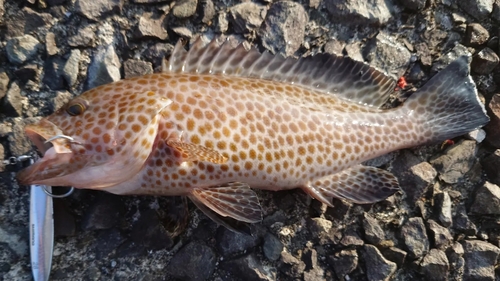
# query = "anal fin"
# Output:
<box><xmin>189</xmin><ymin>182</ymin><xmax>262</xmax><ymax>223</ymax></box>
<box><xmin>307</xmin><ymin>165</ymin><xmax>400</xmax><ymax>204</ymax></box>
<box><xmin>166</xmin><ymin>139</ymin><xmax>228</xmax><ymax>164</ymax></box>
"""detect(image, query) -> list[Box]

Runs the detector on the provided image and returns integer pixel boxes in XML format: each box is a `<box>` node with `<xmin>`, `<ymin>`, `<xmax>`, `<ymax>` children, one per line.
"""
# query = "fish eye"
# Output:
<box><xmin>66</xmin><ymin>103</ymin><xmax>86</xmax><ymax>116</ymax></box>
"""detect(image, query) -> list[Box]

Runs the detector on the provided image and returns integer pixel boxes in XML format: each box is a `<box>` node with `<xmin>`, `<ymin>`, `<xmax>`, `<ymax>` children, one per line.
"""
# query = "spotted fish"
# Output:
<box><xmin>17</xmin><ymin>38</ymin><xmax>489</xmax><ymax>228</ymax></box>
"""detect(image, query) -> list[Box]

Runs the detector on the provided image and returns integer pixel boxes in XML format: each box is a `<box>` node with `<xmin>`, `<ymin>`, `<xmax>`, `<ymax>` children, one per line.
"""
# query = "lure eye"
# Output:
<box><xmin>66</xmin><ymin>103</ymin><xmax>86</xmax><ymax>116</ymax></box>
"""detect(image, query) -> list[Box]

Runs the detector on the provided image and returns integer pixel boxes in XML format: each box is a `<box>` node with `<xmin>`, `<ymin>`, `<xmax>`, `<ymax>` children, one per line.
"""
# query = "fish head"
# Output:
<box><xmin>17</xmin><ymin>85</ymin><xmax>172</xmax><ymax>189</ymax></box>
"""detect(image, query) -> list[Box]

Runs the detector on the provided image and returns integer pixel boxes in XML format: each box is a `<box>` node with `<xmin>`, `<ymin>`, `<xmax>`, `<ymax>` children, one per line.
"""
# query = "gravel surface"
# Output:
<box><xmin>2</xmin><ymin>0</ymin><xmax>500</xmax><ymax>280</ymax></box>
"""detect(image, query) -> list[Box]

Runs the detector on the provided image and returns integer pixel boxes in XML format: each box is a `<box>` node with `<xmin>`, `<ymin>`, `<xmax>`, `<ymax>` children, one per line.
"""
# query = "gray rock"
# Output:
<box><xmin>465</xmin><ymin>23</ymin><xmax>490</xmax><ymax>46</ymax></box>
<box><xmin>481</xmin><ymin>150</ymin><xmax>500</xmax><ymax>185</ymax></box>
<box><xmin>400</xmin><ymin>217</ymin><xmax>429</xmax><ymax>259</ymax></box>
<box><xmin>124</xmin><ymin>59</ymin><xmax>153</xmax><ymax>79</ymax></box>
<box><xmin>45</xmin><ymin>32</ymin><xmax>59</xmax><ymax>56</ymax></box>
<box><xmin>362</xmin><ymin>213</ymin><xmax>386</xmax><ymax>246</ymax></box>
<box><xmin>62</xmin><ymin>49</ymin><xmax>81</xmax><ymax>87</ymax></box>
<box><xmin>0</xmin><ymin>0</ymin><xmax>3</xmax><ymax>24</ymax></box>
<box><xmin>434</xmin><ymin>192</ymin><xmax>453</xmax><ymax>227</ymax></box>
<box><xmin>43</xmin><ymin>57</ymin><xmax>65</xmax><ymax>90</ymax></box>
<box><xmin>325</xmin><ymin>0</ymin><xmax>393</xmax><ymax>25</ymax></box>
<box><xmin>86</xmin><ymin>45</ymin><xmax>121</xmax><ymax>90</ymax></box>
<box><xmin>453</xmin><ymin>205</ymin><xmax>477</xmax><ymax>236</ymax></box>
<box><xmin>81</xmin><ymin>193</ymin><xmax>126</xmax><ymax>231</ymax></box>
<box><xmin>458</xmin><ymin>0</ymin><xmax>494</xmax><ymax>20</ymax></box>
<box><xmin>400</xmin><ymin>0</ymin><xmax>426</xmax><ymax>10</ymax></box>
<box><xmin>328</xmin><ymin>249</ymin><xmax>358</xmax><ymax>279</ymax></box>
<box><xmin>6</xmin><ymin>35</ymin><xmax>40</xmax><ymax>64</ymax></box>
<box><xmin>0</xmin><ymin>71</ymin><xmax>9</xmax><ymax>100</ymax></box>
<box><xmin>493</xmin><ymin>0</ymin><xmax>500</xmax><ymax>21</ymax></box>
<box><xmin>217</xmin><ymin>11</ymin><xmax>229</xmax><ymax>33</ymax></box>
<box><xmin>323</xmin><ymin>39</ymin><xmax>344</xmax><ymax>56</ymax></box>
<box><xmin>462</xmin><ymin>240</ymin><xmax>500</xmax><ymax>281</ymax></box>
<box><xmin>23</xmin><ymin>7</ymin><xmax>54</xmax><ymax>34</ymax></box>
<box><xmin>134</xmin><ymin>13</ymin><xmax>168</xmax><ymax>40</ymax></box>
<box><xmin>303</xmin><ymin>249</ymin><xmax>324</xmax><ymax>281</ymax></box>
<box><xmin>51</xmin><ymin>91</ymin><xmax>72</xmax><ymax>111</ymax></box>
<box><xmin>470</xmin><ymin>182</ymin><xmax>500</xmax><ymax>215</ymax></box>
<box><xmin>8</xmin><ymin>118</ymin><xmax>33</xmax><ymax>156</ymax></box>
<box><xmin>143</xmin><ymin>42</ymin><xmax>174</xmax><ymax>69</ymax></box>
<box><xmin>221</xmin><ymin>253</ymin><xmax>276</xmax><ymax>281</ymax></box>
<box><xmin>430</xmin><ymin>140</ymin><xmax>478</xmax><ymax>184</ymax></box>
<box><xmin>420</xmin><ymin>249</ymin><xmax>449</xmax><ymax>281</ymax></box>
<box><xmin>14</xmin><ymin>64</ymin><xmax>40</xmax><ymax>86</ymax></box>
<box><xmin>430</xmin><ymin>44</ymin><xmax>471</xmax><ymax>74</ymax></box>
<box><xmin>216</xmin><ymin>226</ymin><xmax>259</xmax><ymax>257</ymax></box>
<box><xmin>363</xmin><ymin>244</ymin><xmax>397</xmax><ymax>281</ymax></box>
<box><xmin>363</xmin><ymin>32</ymin><xmax>412</xmax><ymax>79</ymax></box>
<box><xmin>75</xmin><ymin>0</ymin><xmax>123</xmax><ymax>21</ymax></box>
<box><xmin>2</xmin><ymin>82</ymin><xmax>24</xmax><ymax>117</ymax></box>
<box><xmin>131</xmin><ymin>0</ymin><xmax>169</xmax><ymax>3</ymax></box>
<box><xmin>280</xmin><ymin>251</ymin><xmax>306</xmax><ymax>278</ymax></box>
<box><xmin>392</xmin><ymin>151</ymin><xmax>437</xmax><ymax>205</ymax></box>
<box><xmin>130</xmin><ymin>209</ymin><xmax>174</xmax><ymax>250</ymax></box>
<box><xmin>262</xmin><ymin>233</ymin><xmax>283</xmax><ymax>261</ymax></box>
<box><xmin>259</xmin><ymin>1</ymin><xmax>307</xmax><ymax>56</ymax></box>
<box><xmin>340</xmin><ymin>226</ymin><xmax>364</xmax><ymax>247</ymax></box>
<box><xmin>381</xmin><ymin>247</ymin><xmax>407</xmax><ymax>268</ymax></box>
<box><xmin>68</xmin><ymin>26</ymin><xmax>95</xmax><ymax>47</ymax></box>
<box><xmin>229</xmin><ymin>2</ymin><xmax>267</xmax><ymax>34</ymax></box>
<box><xmin>471</xmin><ymin>47</ymin><xmax>499</xmax><ymax>74</ymax></box>
<box><xmin>166</xmin><ymin>242</ymin><xmax>216</xmax><ymax>281</ymax></box>
<box><xmin>427</xmin><ymin>220</ymin><xmax>453</xmax><ymax>250</ymax></box>
<box><xmin>485</xmin><ymin>94</ymin><xmax>500</xmax><ymax>148</ymax></box>
<box><xmin>171</xmin><ymin>26</ymin><xmax>193</xmax><ymax>39</ymax></box>
<box><xmin>0</xmin><ymin>144</ymin><xmax>4</xmax><ymax>172</ymax></box>
<box><xmin>200</xmin><ymin>0</ymin><xmax>215</xmax><ymax>24</ymax></box>
<box><xmin>466</xmin><ymin>129</ymin><xmax>486</xmax><ymax>143</ymax></box>
<box><xmin>172</xmin><ymin>0</ymin><xmax>198</xmax><ymax>19</ymax></box>
<box><xmin>308</xmin><ymin>217</ymin><xmax>332</xmax><ymax>237</ymax></box>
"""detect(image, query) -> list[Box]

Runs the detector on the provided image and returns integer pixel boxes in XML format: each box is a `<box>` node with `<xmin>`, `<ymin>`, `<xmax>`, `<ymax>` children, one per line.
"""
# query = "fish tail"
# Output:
<box><xmin>403</xmin><ymin>56</ymin><xmax>489</xmax><ymax>144</ymax></box>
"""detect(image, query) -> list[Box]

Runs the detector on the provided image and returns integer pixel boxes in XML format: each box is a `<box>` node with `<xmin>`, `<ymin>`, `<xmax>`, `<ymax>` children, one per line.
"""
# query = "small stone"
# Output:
<box><xmin>75</xmin><ymin>0</ymin><xmax>124</xmax><ymax>21</ymax></box>
<box><xmin>23</xmin><ymin>7</ymin><xmax>53</xmax><ymax>34</ymax></box>
<box><xmin>481</xmin><ymin>150</ymin><xmax>500</xmax><ymax>185</ymax></box>
<box><xmin>363</xmin><ymin>32</ymin><xmax>411</xmax><ymax>79</ymax></box>
<box><xmin>340</xmin><ymin>226</ymin><xmax>365</xmax><ymax>247</ymax></box>
<box><xmin>51</xmin><ymin>91</ymin><xmax>72</xmax><ymax>112</ymax></box>
<box><xmin>259</xmin><ymin>2</ymin><xmax>307</xmax><ymax>56</ymax></box>
<box><xmin>200</xmin><ymin>0</ymin><xmax>215</xmax><ymax>24</ymax></box>
<box><xmin>143</xmin><ymin>42</ymin><xmax>174</xmax><ymax>69</ymax></box>
<box><xmin>308</xmin><ymin>217</ymin><xmax>332</xmax><ymax>240</ymax></box>
<box><xmin>325</xmin><ymin>0</ymin><xmax>393</xmax><ymax>25</ymax></box>
<box><xmin>14</xmin><ymin>64</ymin><xmax>40</xmax><ymax>85</ymax></box>
<box><xmin>131</xmin><ymin>0</ymin><xmax>168</xmax><ymax>3</ymax></box>
<box><xmin>62</xmin><ymin>49</ymin><xmax>81</xmax><ymax>87</ymax></box>
<box><xmin>134</xmin><ymin>13</ymin><xmax>168</xmax><ymax>40</ymax></box>
<box><xmin>400</xmin><ymin>0</ymin><xmax>426</xmax><ymax>10</ymax></box>
<box><xmin>323</xmin><ymin>39</ymin><xmax>344</xmax><ymax>56</ymax></box>
<box><xmin>42</xmin><ymin>57</ymin><xmax>65</xmax><ymax>90</ymax></box>
<box><xmin>0</xmin><ymin>71</ymin><xmax>10</xmax><ymax>100</ymax></box>
<box><xmin>303</xmin><ymin>249</ymin><xmax>324</xmax><ymax>281</ymax></box>
<box><xmin>453</xmin><ymin>205</ymin><xmax>477</xmax><ymax>236</ymax></box>
<box><xmin>45</xmin><ymin>32</ymin><xmax>59</xmax><ymax>56</ymax></box>
<box><xmin>68</xmin><ymin>26</ymin><xmax>95</xmax><ymax>47</ymax></box>
<box><xmin>9</xmin><ymin>118</ymin><xmax>36</xmax><ymax>156</ymax></box>
<box><xmin>470</xmin><ymin>182</ymin><xmax>500</xmax><ymax>215</ymax></box>
<box><xmin>280</xmin><ymin>251</ymin><xmax>306</xmax><ymax>278</ymax></box>
<box><xmin>465</xmin><ymin>23</ymin><xmax>490</xmax><ymax>46</ymax></box>
<box><xmin>0</xmin><ymin>0</ymin><xmax>3</xmax><ymax>24</ymax></box>
<box><xmin>471</xmin><ymin>47</ymin><xmax>499</xmax><ymax>75</ymax></box>
<box><xmin>124</xmin><ymin>59</ymin><xmax>153</xmax><ymax>79</ymax></box>
<box><xmin>328</xmin><ymin>249</ymin><xmax>358</xmax><ymax>279</ymax></box>
<box><xmin>229</xmin><ymin>2</ymin><xmax>266</xmax><ymax>34</ymax></box>
<box><xmin>420</xmin><ymin>249</ymin><xmax>449</xmax><ymax>281</ymax></box>
<box><xmin>362</xmin><ymin>213</ymin><xmax>386</xmax><ymax>246</ymax></box>
<box><xmin>462</xmin><ymin>240</ymin><xmax>500</xmax><ymax>281</ymax></box>
<box><xmin>465</xmin><ymin>129</ymin><xmax>486</xmax><ymax>143</ymax></box>
<box><xmin>430</xmin><ymin>44</ymin><xmax>471</xmax><ymax>74</ymax></box>
<box><xmin>131</xmin><ymin>209</ymin><xmax>173</xmax><ymax>250</ymax></box>
<box><xmin>86</xmin><ymin>45</ymin><xmax>121</xmax><ymax>90</ymax></box>
<box><xmin>2</xmin><ymin>82</ymin><xmax>25</xmax><ymax>117</ymax></box>
<box><xmin>458</xmin><ymin>0</ymin><xmax>494</xmax><ymax>20</ymax></box>
<box><xmin>493</xmin><ymin>1</ymin><xmax>500</xmax><ymax>21</ymax></box>
<box><xmin>434</xmin><ymin>192</ymin><xmax>453</xmax><ymax>227</ymax></box>
<box><xmin>363</xmin><ymin>244</ymin><xmax>397</xmax><ymax>281</ymax></box>
<box><xmin>427</xmin><ymin>220</ymin><xmax>453</xmax><ymax>250</ymax></box>
<box><xmin>167</xmin><ymin>242</ymin><xmax>216</xmax><ymax>280</ymax></box>
<box><xmin>171</xmin><ymin>26</ymin><xmax>193</xmax><ymax>39</ymax></box>
<box><xmin>81</xmin><ymin>193</ymin><xmax>126</xmax><ymax>231</ymax></box>
<box><xmin>172</xmin><ymin>0</ymin><xmax>197</xmax><ymax>19</ymax></box>
<box><xmin>400</xmin><ymin>217</ymin><xmax>429</xmax><ymax>259</ymax></box>
<box><xmin>217</xmin><ymin>12</ymin><xmax>229</xmax><ymax>33</ymax></box>
<box><xmin>6</xmin><ymin>35</ymin><xmax>40</xmax><ymax>65</ymax></box>
<box><xmin>262</xmin><ymin>233</ymin><xmax>283</xmax><ymax>261</ymax></box>
<box><xmin>216</xmin><ymin>226</ymin><xmax>259</xmax><ymax>257</ymax></box>
<box><xmin>221</xmin><ymin>253</ymin><xmax>276</xmax><ymax>281</ymax></box>
<box><xmin>485</xmin><ymin>94</ymin><xmax>500</xmax><ymax>148</ymax></box>
<box><xmin>381</xmin><ymin>247</ymin><xmax>407</xmax><ymax>268</ymax></box>
<box><xmin>0</xmin><ymin>144</ymin><xmax>4</xmax><ymax>172</ymax></box>
<box><xmin>430</xmin><ymin>140</ymin><xmax>478</xmax><ymax>184</ymax></box>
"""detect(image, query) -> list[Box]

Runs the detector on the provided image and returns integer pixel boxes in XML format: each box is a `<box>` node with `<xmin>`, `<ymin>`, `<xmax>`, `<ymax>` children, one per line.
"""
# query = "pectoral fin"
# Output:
<box><xmin>307</xmin><ymin>165</ymin><xmax>400</xmax><ymax>204</ymax></box>
<box><xmin>189</xmin><ymin>182</ymin><xmax>262</xmax><ymax>223</ymax></box>
<box><xmin>166</xmin><ymin>139</ymin><xmax>228</xmax><ymax>164</ymax></box>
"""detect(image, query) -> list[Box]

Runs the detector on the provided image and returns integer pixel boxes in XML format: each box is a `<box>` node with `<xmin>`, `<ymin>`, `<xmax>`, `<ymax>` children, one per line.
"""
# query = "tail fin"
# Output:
<box><xmin>403</xmin><ymin>56</ymin><xmax>489</xmax><ymax>143</ymax></box>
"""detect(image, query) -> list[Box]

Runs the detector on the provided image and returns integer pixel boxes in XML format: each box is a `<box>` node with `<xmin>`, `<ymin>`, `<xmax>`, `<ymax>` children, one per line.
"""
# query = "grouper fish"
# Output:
<box><xmin>17</xmin><ymin>38</ymin><xmax>489</xmax><ymax>227</ymax></box>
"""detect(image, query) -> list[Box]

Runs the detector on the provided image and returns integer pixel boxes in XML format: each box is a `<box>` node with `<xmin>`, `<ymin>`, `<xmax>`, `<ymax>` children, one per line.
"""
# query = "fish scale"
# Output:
<box><xmin>17</xmin><ymin>38</ymin><xmax>489</xmax><ymax>228</ymax></box>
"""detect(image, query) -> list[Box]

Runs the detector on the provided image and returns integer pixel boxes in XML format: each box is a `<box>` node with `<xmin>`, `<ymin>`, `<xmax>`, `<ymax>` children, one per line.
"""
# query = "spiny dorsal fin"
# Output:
<box><xmin>164</xmin><ymin>37</ymin><xmax>397</xmax><ymax>108</ymax></box>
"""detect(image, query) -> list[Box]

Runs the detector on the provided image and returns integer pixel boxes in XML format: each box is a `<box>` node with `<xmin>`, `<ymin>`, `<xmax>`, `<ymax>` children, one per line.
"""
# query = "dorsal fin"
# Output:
<box><xmin>163</xmin><ymin>37</ymin><xmax>397</xmax><ymax>108</ymax></box>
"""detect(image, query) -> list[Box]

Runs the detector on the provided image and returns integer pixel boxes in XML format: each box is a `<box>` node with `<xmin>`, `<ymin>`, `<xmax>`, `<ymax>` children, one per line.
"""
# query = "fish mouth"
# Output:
<box><xmin>16</xmin><ymin>120</ymin><xmax>80</xmax><ymax>186</ymax></box>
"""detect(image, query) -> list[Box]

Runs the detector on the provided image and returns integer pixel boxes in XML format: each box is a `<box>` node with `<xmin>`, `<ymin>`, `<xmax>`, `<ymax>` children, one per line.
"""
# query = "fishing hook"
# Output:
<box><xmin>42</xmin><ymin>186</ymin><xmax>74</xmax><ymax>198</ymax></box>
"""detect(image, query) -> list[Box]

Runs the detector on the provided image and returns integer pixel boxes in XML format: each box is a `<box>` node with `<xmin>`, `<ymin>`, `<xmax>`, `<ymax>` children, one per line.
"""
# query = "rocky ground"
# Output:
<box><xmin>1</xmin><ymin>0</ymin><xmax>500</xmax><ymax>280</ymax></box>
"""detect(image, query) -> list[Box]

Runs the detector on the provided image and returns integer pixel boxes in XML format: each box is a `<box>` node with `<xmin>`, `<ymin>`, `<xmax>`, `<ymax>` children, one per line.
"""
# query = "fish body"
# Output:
<box><xmin>18</xmin><ymin>38</ymin><xmax>489</xmax><ymax>224</ymax></box>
